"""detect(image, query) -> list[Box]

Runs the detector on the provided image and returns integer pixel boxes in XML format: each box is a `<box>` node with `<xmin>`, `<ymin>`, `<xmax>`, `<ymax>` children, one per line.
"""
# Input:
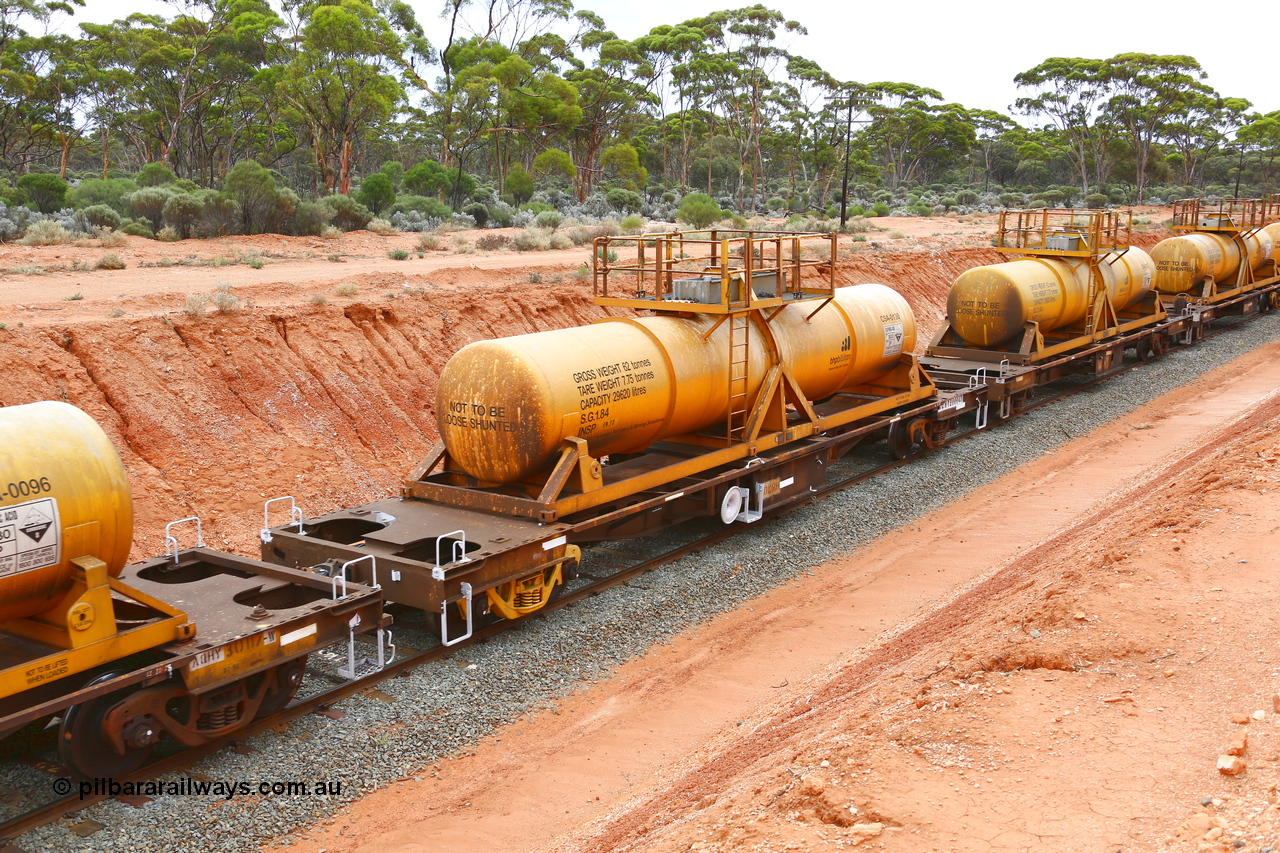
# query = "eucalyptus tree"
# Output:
<box><xmin>565</xmin><ymin>12</ymin><xmax>657</xmax><ymax>200</ymax></box>
<box><xmin>1101</xmin><ymin>54</ymin><xmax>1214</xmax><ymax>202</ymax></box>
<box><xmin>0</xmin><ymin>0</ymin><xmax>85</xmax><ymax>173</ymax></box>
<box><xmin>1162</xmin><ymin>94</ymin><xmax>1250</xmax><ymax>188</ymax></box>
<box><xmin>967</xmin><ymin>109</ymin><xmax>1018</xmax><ymax>191</ymax></box>
<box><xmin>861</xmin><ymin>82</ymin><xmax>974</xmax><ymax>190</ymax></box>
<box><xmin>1014</xmin><ymin>57</ymin><xmax>1112</xmax><ymax>197</ymax></box>
<box><xmin>279</xmin><ymin>0</ymin><xmax>404</xmax><ymax>194</ymax></box>
<box><xmin>78</xmin><ymin>0</ymin><xmax>282</xmax><ymax>181</ymax></box>
<box><xmin>1237</xmin><ymin>111</ymin><xmax>1280</xmax><ymax>190</ymax></box>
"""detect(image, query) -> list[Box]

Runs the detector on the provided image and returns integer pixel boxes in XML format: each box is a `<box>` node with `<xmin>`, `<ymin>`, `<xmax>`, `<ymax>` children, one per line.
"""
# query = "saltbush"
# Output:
<box><xmin>19</xmin><ymin>219</ymin><xmax>73</xmax><ymax>245</ymax></box>
<box><xmin>79</xmin><ymin>205</ymin><xmax>122</xmax><ymax>230</ymax></box>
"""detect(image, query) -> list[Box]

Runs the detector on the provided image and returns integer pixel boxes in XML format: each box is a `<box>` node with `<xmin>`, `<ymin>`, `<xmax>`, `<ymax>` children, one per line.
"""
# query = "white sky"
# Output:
<box><xmin>64</xmin><ymin>0</ymin><xmax>1278</xmax><ymax>118</ymax></box>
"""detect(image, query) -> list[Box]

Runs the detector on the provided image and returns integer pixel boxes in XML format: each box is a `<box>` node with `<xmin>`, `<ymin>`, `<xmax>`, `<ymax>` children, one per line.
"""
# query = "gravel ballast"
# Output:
<box><xmin>13</xmin><ymin>311</ymin><xmax>1280</xmax><ymax>852</ymax></box>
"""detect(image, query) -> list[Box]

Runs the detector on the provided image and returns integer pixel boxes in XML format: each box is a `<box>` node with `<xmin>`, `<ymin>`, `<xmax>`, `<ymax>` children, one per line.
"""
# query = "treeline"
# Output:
<box><xmin>0</xmin><ymin>0</ymin><xmax>1278</xmax><ymax>237</ymax></box>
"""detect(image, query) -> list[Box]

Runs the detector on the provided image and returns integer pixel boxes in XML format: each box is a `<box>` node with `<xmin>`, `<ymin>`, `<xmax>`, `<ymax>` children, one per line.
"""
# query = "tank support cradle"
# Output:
<box><xmin>0</xmin><ymin>555</ymin><xmax>194</xmax><ymax>701</ymax></box>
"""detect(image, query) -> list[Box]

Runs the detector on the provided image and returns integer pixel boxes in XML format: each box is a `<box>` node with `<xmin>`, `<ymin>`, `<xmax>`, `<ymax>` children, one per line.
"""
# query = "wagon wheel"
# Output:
<box><xmin>59</xmin><ymin>672</ymin><xmax>154</xmax><ymax>780</ymax></box>
<box><xmin>254</xmin><ymin>657</ymin><xmax>309</xmax><ymax>720</ymax></box>
<box><xmin>886</xmin><ymin>419</ymin><xmax>914</xmax><ymax>460</ymax></box>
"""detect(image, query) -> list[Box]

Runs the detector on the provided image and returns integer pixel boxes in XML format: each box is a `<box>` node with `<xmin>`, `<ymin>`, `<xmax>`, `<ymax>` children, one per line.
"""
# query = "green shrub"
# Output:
<box><xmin>296</xmin><ymin>199</ymin><xmax>334</xmax><ymax>236</ymax></box>
<box><xmin>998</xmin><ymin>193</ymin><xmax>1024</xmax><ymax>208</ymax></box>
<box><xmin>380</xmin><ymin>160</ymin><xmax>404</xmax><ymax>191</ymax></box>
<box><xmin>506</xmin><ymin>165</ymin><xmax>535</xmax><ymax>205</ymax></box>
<box><xmin>871</xmin><ymin>202</ymin><xmax>890</xmax><ymax>217</ymax></box>
<box><xmin>69</xmin><ymin>178</ymin><xmax>137</xmax><ymax>213</ymax></box>
<box><xmin>192</xmin><ymin>190</ymin><xmax>239</xmax><ymax>238</ymax></box>
<box><xmin>605</xmin><ymin>187</ymin><xmax>643</xmax><ymax>213</ymax></box>
<box><xmin>955</xmin><ymin>190</ymin><xmax>980</xmax><ymax>206</ymax></box>
<box><xmin>676</xmin><ymin>193</ymin><xmax>723</xmax><ymax>229</ymax></box>
<box><xmin>765</xmin><ymin>197</ymin><xmax>786</xmax><ymax>212</ymax></box>
<box><xmin>17</xmin><ymin>173</ymin><xmax>69</xmax><ymax>213</ymax></box>
<box><xmin>223</xmin><ymin>160</ymin><xmax>281</xmax><ymax>233</ymax></box>
<box><xmin>387</xmin><ymin>248</ymin><xmax>410</xmax><ymax>260</ymax></box>
<box><xmin>0</xmin><ymin>183</ymin><xmax>27</xmax><ymax>207</ymax></box>
<box><xmin>939</xmin><ymin>197</ymin><xmax>957</xmax><ymax>211</ymax></box>
<box><xmin>620</xmin><ymin>213</ymin><xmax>643</xmax><ymax>234</ymax></box>
<box><xmin>120</xmin><ymin>221</ymin><xmax>155</xmax><ymax>239</ymax></box>
<box><xmin>320</xmin><ymin>194</ymin><xmax>372</xmax><ymax>231</ymax></box>
<box><xmin>391</xmin><ymin>195</ymin><xmax>451</xmax><ymax>219</ymax></box>
<box><xmin>129</xmin><ymin>187</ymin><xmax>175</xmax><ymax>229</ymax></box>
<box><xmin>162</xmin><ymin>193</ymin><xmax>205</xmax><ymax>239</ymax></box>
<box><xmin>80</xmin><ymin>204</ymin><xmax>122</xmax><ymax>230</ymax></box>
<box><xmin>1084</xmin><ymin>193</ymin><xmax>1110</xmax><ymax>209</ymax></box>
<box><xmin>463</xmin><ymin>202</ymin><xmax>489</xmax><ymax>227</ymax></box>
<box><xmin>135</xmin><ymin>162</ymin><xmax>177</xmax><ymax>187</ymax></box>
<box><xmin>356</xmin><ymin>173</ymin><xmax>396</xmax><ymax>215</ymax></box>
<box><xmin>486</xmin><ymin>204</ymin><xmax>513</xmax><ymax>228</ymax></box>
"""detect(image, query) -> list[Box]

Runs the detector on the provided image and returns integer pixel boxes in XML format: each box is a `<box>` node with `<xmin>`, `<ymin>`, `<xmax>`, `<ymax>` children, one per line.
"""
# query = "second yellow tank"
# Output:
<box><xmin>1151</xmin><ymin>230</ymin><xmax>1274</xmax><ymax>294</ymax></box>
<box><xmin>945</xmin><ymin>248</ymin><xmax>1155</xmax><ymax>347</ymax></box>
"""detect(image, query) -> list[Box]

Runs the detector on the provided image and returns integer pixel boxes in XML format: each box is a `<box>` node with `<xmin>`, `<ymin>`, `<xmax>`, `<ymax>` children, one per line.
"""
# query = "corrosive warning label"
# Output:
<box><xmin>881</xmin><ymin>322</ymin><xmax>905</xmax><ymax>358</ymax></box>
<box><xmin>0</xmin><ymin>497</ymin><xmax>60</xmax><ymax>577</ymax></box>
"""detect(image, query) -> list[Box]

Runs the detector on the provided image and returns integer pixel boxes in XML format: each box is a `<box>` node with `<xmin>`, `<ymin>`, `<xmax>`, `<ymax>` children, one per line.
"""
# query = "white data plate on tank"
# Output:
<box><xmin>0</xmin><ymin>497</ymin><xmax>60</xmax><ymax>577</ymax></box>
<box><xmin>882</xmin><ymin>322</ymin><xmax>905</xmax><ymax>358</ymax></box>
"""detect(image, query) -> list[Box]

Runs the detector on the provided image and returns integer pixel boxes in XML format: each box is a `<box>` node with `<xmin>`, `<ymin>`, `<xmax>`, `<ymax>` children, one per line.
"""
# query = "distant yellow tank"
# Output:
<box><xmin>1150</xmin><ymin>230</ymin><xmax>1274</xmax><ymax>293</ymax></box>
<box><xmin>0</xmin><ymin>401</ymin><xmax>133</xmax><ymax>622</ymax></box>
<box><xmin>945</xmin><ymin>248</ymin><xmax>1155</xmax><ymax>347</ymax></box>
<box><xmin>436</xmin><ymin>284</ymin><xmax>915</xmax><ymax>485</ymax></box>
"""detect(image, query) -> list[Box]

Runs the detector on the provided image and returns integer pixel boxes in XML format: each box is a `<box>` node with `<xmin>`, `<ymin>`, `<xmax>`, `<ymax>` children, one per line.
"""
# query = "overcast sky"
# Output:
<box><xmin>63</xmin><ymin>0</ymin><xmax>1278</xmax><ymax>119</ymax></box>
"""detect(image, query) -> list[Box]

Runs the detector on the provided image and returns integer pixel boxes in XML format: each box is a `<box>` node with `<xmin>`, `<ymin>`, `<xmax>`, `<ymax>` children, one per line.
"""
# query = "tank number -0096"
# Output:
<box><xmin>6</xmin><ymin>478</ymin><xmax>51</xmax><ymax>500</ymax></box>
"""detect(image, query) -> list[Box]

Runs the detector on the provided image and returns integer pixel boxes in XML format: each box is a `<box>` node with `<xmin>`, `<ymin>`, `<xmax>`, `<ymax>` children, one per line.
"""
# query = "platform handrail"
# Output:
<box><xmin>260</xmin><ymin>496</ymin><xmax>304</xmax><ymax>544</ymax></box>
<box><xmin>164</xmin><ymin>516</ymin><xmax>204</xmax><ymax>564</ymax></box>
<box><xmin>431</xmin><ymin>529</ymin><xmax>471</xmax><ymax>581</ymax></box>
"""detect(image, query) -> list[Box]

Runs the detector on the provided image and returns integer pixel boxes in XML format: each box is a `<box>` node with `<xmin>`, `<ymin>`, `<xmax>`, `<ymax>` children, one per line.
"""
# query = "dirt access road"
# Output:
<box><xmin>285</xmin><ymin>325</ymin><xmax>1280</xmax><ymax>852</ymax></box>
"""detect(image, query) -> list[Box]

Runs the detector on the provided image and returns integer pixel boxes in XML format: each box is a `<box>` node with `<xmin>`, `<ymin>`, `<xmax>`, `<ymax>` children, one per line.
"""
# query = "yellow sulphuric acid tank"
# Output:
<box><xmin>436</xmin><ymin>284</ymin><xmax>915</xmax><ymax>485</ymax></box>
<box><xmin>1150</xmin><ymin>230</ymin><xmax>1274</xmax><ymax>294</ymax></box>
<box><xmin>1265</xmin><ymin>222</ymin><xmax>1280</xmax><ymax>262</ymax></box>
<box><xmin>945</xmin><ymin>248</ymin><xmax>1155</xmax><ymax>347</ymax></box>
<box><xmin>0</xmin><ymin>401</ymin><xmax>133</xmax><ymax>622</ymax></box>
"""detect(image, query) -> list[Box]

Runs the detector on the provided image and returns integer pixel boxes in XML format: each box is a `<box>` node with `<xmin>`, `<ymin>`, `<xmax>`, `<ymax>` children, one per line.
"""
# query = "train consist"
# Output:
<box><xmin>2</xmin><ymin>199</ymin><xmax>1278</xmax><ymax>780</ymax></box>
